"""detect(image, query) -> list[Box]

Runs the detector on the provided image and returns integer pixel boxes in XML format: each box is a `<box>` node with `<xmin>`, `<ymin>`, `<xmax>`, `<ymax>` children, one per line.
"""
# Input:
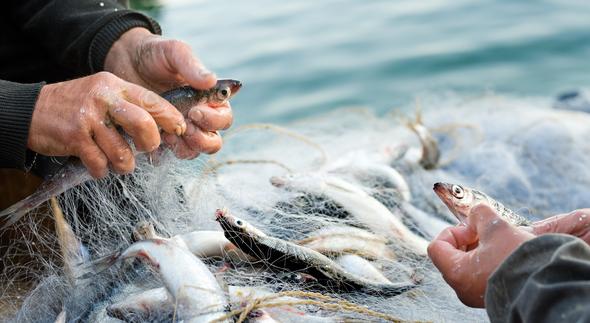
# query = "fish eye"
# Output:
<box><xmin>235</xmin><ymin>219</ymin><xmax>243</xmax><ymax>226</ymax></box>
<box><xmin>451</xmin><ymin>185</ymin><xmax>464</xmax><ymax>199</ymax></box>
<box><xmin>221</xmin><ymin>89</ymin><xmax>228</xmax><ymax>97</ymax></box>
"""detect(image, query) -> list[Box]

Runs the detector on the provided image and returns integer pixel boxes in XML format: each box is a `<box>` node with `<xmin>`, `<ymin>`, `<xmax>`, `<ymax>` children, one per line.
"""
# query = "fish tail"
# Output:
<box><xmin>75</xmin><ymin>250</ymin><xmax>122</xmax><ymax>281</ymax></box>
<box><xmin>0</xmin><ymin>164</ymin><xmax>91</xmax><ymax>229</ymax></box>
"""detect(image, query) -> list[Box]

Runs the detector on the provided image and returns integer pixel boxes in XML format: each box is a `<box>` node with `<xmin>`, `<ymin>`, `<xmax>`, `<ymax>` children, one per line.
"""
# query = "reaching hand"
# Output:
<box><xmin>427</xmin><ymin>204</ymin><xmax>535</xmax><ymax>308</ymax></box>
<box><xmin>104</xmin><ymin>28</ymin><xmax>232</xmax><ymax>159</ymax></box>
<box><xmin>530</xmin><ymin>209</ymin><xmax>590</xmax><ymax>244</ymax></box>
<box><xmin>28</xmin><ymin>72</ymin><xmax>186</xmax><ymax>178</ymax></box>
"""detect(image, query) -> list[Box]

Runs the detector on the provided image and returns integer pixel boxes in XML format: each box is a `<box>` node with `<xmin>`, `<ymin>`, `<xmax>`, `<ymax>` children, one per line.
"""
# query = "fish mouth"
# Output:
<box><xmin>230</xmin><ymin>80</ymin><xmax>242</xmax><ymax>95</ymax></box>
<box><xmin>215</xmin><ymin>208</ymin><xmax>228</xmax><ymax>222</ymax></box>
<box><xmin>432</xmin><ymin>182</ymin><xmax>447</xmax><ymax>198</ymax></box>
<box><xmin>433</xmin><ymin>182</ymin><xmax>466</xmax><ymax>224</ymax></box>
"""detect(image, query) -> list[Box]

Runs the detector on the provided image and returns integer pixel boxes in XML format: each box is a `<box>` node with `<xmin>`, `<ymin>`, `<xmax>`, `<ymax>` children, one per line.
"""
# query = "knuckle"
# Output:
<box><xmin>94</xmin><ymin>71</ymin><xmax>116</xmax><ymax>82</ymax></box>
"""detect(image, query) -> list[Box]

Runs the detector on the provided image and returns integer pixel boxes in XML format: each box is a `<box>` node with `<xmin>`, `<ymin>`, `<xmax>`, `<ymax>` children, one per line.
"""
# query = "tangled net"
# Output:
<box><xmin>3</xmin><ymin>92</ymin><xmax>590</xmax><ymax>322</ymax></box>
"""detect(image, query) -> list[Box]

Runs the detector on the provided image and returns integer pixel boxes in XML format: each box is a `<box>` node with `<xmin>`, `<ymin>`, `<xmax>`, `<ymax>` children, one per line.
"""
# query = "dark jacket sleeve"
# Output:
<box><xmin>485</xmin><ymin>234</ymin><xmax>590</xmax><ymax>323</ymax></box>
<box><xmin>1</xmin><ymin>0</ymin><xmax>162</xmax><ymax>173</ymax></box>
<box><xmin>7</xmin><ymin>0</ymin><xmax>161</xmax><ymax>76</ymax></box>
<box><xmin>0</xmin><ymin>81</ymin><xmax>44</xmax><ymax>169</ymax></box>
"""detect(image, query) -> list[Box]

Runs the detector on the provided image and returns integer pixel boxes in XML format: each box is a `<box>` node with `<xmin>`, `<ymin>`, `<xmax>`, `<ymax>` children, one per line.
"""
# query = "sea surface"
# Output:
<box><xmin>140</xmin><ymin>0</ymin><xmax>590</xmax><ymax>124</ymax></box>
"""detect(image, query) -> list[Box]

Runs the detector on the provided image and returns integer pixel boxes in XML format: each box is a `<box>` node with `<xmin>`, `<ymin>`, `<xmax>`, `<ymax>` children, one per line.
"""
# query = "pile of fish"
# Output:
<box><xmin>7</xmin><ymin>91</ymin><xmax>590</xmax><ymax>322</ymax></box>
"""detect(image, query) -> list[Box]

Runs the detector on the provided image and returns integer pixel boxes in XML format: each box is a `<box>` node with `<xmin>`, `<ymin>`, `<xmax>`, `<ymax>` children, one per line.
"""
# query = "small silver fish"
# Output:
<box><xmin>80</xmin><ymin>239</ymin><xmax>230</xmax><ymax>322</ymax></box>
<box><xmin>407</xmin><ymin>110</ymin><xmax>440</xmax><ymax>170</ymax></box>
<box><xmin>215</xmin><ymin>208</ymin><xmax>417</xmax><ymax>296</ymax></box>
<box><xmin>433</xmin><ymin>182</ymin><xmax>531</xmax><ymax>226</ymax></box>
<box><xmin>0</xmin><ymin>80</ymin><xmax>242</xmax><ymax>228</ymax></box>
<box><xmin>51</xmin><ymin>197</ymin><xmax>89</xmax><ymax>282</ymax></box>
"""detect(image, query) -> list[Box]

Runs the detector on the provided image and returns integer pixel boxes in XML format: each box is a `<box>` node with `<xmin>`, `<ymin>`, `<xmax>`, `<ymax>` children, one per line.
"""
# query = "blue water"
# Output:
<box><xmin>152</xmin><ymin>0</ymin><xmax>590</xmax><ymax>124</ymax></box>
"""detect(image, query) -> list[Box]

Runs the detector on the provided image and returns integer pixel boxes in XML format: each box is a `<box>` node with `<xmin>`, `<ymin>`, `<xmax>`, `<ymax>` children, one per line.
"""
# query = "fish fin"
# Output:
<box><xmin>75</xmin><ymin>250</ymin><xmax>122</xmax><ymax>281</ymax></box>
<box><xmin>0</xmin><ymin>163</ymin><xmax>91</xmax><ymax>229</ymax></box>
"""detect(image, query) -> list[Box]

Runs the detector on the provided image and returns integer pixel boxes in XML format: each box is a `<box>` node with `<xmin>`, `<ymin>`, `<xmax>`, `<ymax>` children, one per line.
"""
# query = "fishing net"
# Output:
<box><xmin>3</xmin><ymin>92</ymin><xmax>590</xmax><ymax>322</ymax></box>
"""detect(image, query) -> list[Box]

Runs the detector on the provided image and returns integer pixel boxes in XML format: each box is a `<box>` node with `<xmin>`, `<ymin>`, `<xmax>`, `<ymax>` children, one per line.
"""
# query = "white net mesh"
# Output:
<box><xmin>4</xmin><ymin>92</ymin><xmax>590</xmax><ymax>322</ymax></box>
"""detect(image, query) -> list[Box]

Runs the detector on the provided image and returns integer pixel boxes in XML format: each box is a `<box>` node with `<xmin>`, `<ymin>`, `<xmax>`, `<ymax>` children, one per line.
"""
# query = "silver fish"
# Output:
<box><xmin>407</xmin><ymin>110</ymin><xmax>440</xmax><ymax>170</ymax></box>
<box><xmin>133</xmin><ymin>221</ymin><xmax>254</xmax><ymax>262</ymax></box>
<box><xmin>50</xmin><ymin>197</ymin><xmax>89</xmax><ymax>283</ymax></box>
<box><xmin>80</xmin><ymin>239</ymin><xmax>230</xmax><ymax>322</ymax></box>
<box><xmin>270</xmin><ymin>173</ymin><xmax>429</xmax><ymax>255</ymax></box>
<box><xmin>296</xmin><ymin>226</ymin><xmax>396</xmax><ymax>261</ymax></box>
<box><xmin>433</xmin><ymin>182</ymin><xmax>531</xmax><ymax>226</ymax></box>
<box><xmin>0</xmin><ymin>80</ymin><xmax>242</xmax><ymax>228</ymax></box>
<box><xmin>215</xmin><ymin>208</ymin><xmax>417</xmax><ymax>296</ymax></box>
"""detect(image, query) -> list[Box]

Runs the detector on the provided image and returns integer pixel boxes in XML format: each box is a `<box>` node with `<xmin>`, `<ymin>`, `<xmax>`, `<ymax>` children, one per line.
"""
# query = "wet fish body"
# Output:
<box><xmin>51</xmin><ymin>197</ymin><xmax>89</xmax><ymax>282</ymax></box>
<box><xmin>133</xmin><ymin>221</ymin><xmax>254</xmax><ymax>262</ymax></box>
<box><xmin>407</xmin><ymin>112</ymin><xmax>440</xmax><ymax>170</ymax></box>
<box><xmin>433</xmin><ymin>182</ymin><xmax>531</xmax><ymax>226</ymax></box>
<box><xmin>334</xmin><ymin>254</ymin><xmax>392</xmax><ymax>285</ymax></box>
<box><xmin>215</xmin><ymin>209</ymin><xmax>416</xmax><ymax>296</ymax></box>
<box><xmin>296</xmin><ymin>226</ymin><xmax>396</xmax><ymax>261</ymax></box>
<box><xmin>271</xmin><ymin>173</ymin><xmax>429</xmax><ymax>255</ymax></box>
<box><xmin>80</xmin><ymin>239</ymin><xmax>229</xmax><ymax>322</ymax></box>
<box><xmin>0</xmin><ymin>80</ymin><xmax>242</xmax><ymax>228</ymax></box>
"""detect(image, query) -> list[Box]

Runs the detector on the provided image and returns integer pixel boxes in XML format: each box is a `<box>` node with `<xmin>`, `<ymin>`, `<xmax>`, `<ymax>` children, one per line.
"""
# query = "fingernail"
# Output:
<box><xmin>175</xmin><ymin>122</ymin><xmax>186</xmax><ymax>136</ymax></box>
<box><xmin>199</xmin><ymin>68</ymin><xmax>214</xmax><ymax>78</ymax></box>
<box><xmin>189</xmin><ymin>109</ymin><xmax>204</xmax><ymax>123</ymax></box>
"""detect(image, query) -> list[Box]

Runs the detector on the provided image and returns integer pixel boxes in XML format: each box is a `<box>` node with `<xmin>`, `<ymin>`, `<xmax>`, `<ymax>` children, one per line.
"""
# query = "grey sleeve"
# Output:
<box><xmin>485</xmin><ymin>233</ymin><xmax>590</xmax><ymax>323</ymax></box>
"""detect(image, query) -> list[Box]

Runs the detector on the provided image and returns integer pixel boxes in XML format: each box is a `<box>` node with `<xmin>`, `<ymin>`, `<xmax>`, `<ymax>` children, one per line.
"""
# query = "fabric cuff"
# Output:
<box><xmin>88</xmin><ymin>10</ymin><xmax>162</xmax><ymax>73</ymax></box>
<box><xmin>0</xmin><ymin>81</ymin><xmax>44</xmax><ymax>170</ymax></box>
<box><xmin>484</xmin><ymin>234</ymin><xmax>576</xmax><ymax>322</ymax></box>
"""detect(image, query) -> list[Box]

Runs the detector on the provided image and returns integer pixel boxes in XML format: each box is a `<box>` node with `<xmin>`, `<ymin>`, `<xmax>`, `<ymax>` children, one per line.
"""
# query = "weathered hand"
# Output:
<box><xmin>427</xmin><ymin>204</ymin><xmax>535</xmax><ymax>308</ymax></box>
<box><xmin>104</xmin><ymin>28</ymin><xmax>232</xmax><ymax>159</ymax></box>
<box><xmin>531</xmin><ymin>209</ymin><xmax>590</xmax><ymax>244</ymax></box>
<box><xmin>28</xmin><ymin>72</ymin><xmax>186</xmax><ymax>178</ymax></box>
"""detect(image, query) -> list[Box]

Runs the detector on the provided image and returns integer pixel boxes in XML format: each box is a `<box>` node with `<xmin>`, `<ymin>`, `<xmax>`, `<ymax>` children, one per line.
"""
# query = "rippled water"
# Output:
<box><xmin>148</xmin><ymin>0</ymin><xmax>590</xmax><ymax>124</ymax></box>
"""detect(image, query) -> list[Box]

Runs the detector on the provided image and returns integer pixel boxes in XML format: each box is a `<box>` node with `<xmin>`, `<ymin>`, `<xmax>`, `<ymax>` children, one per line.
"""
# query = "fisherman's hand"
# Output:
<box><xmin>427</xmin><ymin>204</ymin><xmax>534</xmax><ymax>308</ymax></box>
<box><xmin>530</xmin><ymin>209</ymin><xmax>590</xmax><ymax>244</ymax></box>
<box><xmin>28</xmin><ymin>72</ymin><xmax>186</xmax><ymax>178</ymax></box>
<box><xmin>104</xmin><ymin>28</ymin><xmax>232</xmax><ymax>159</ymax></box>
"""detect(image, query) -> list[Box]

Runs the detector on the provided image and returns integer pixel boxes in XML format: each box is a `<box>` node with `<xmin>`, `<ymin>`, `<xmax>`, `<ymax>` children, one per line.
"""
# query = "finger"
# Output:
<box><xmin>164</xmin><ymin>41</ymin><xmax>217</xmax><ymax>89</ymax></box>
<box><xmin>533</xmin><ymin>210</ymin><xmax>590</xmax><ymax>236</ymax></box>
<box><xmin>77</xmin><ymin>140</ymin><xmax>109</xmax><ymax>178</ymax></box>
<box><xmin>182</xmin><ymin>123</ymin><xmax>223</xmax><ymax>154</ymax></box>
<box><xmin>106</xmin><ymin>100</ymin><xmax>161</xmax><ymax>152</ymax></box>
<box><xmin>93</xmin><ymin>122</ymin><xmax>135</xmax><ymax>174</ymax></box>
<box><xmin>428</xmin><ymin>239</ymin><xmax>466</xmax><ymax>285</ymax></box>
<box><xmin>188</xmin><ymin>103</ymin><xmax>233</xmax><ymax>131</ymax></box>
<box><xmin>432</xmin><ymin>225</ymin><xmax>478</xmax><ymax>250</ymax></box>
<box><xmin>163</xmin><ymin>133</ymin><xmax>200</xmax><ymax>160</ymax></box>
<box><xmin>121</xmin><ymin>81</ymin><xmax>187</xmax><ymax>136</ymax></box>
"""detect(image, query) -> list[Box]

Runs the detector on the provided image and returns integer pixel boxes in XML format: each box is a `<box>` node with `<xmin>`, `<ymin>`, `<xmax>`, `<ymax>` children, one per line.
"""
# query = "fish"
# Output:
<box><xmin>79</xmin><ymin>239</ymin><xmax>230</xmax><ymax>322</ymax></box>
<box><xmin>107</xmin><ymin>285</ymin><xmax>339</xmax><ymax>323</ymax></box>
<box><xmin>106</xmin><ymin>287</ymin><xmax>172</xmax><ymax>322</ymax></box>
<box><xmin>433</xmin><ymin>182</ymin><xmax>531</xmax><ymax>226</ymax></box>
<box><xmin>334</xmin><ymin>254</ymin><xmax>393</xmax><ymax>285</ymax></box>
<box><xmin>215</xmin><ymin>208</ymin><xmax>417</xmax><ymax>296</ymax></box>
<box><xmin>0</xmin><ymin>79</ymin><xmax>242</xmax><ymax>229</ymax></box>
<box><xmin>270</xmin><ymin>173</ymin><xmax>429</xmax><ymax>255</ymax></box>
<box><xmin>133</xmin><ymin>221</ymin><xmax>254</xmax><ymax>262</ymax></box>
<box><xmin>296</xmin><ymin>226</ymin><xmax>396</xmax><ymax>261</ymax></box>
<box><xmin>50</xmin><ymin>197</ymin><xmax>89</xmax><ymax>283</ymax></box>
<box><xmin>54</xmin><ymin>310</ymin><xmax>66</xmax><ymax>323</ymax></box>
<box><xmin>407</xmin><ymin>110</ymin><xmax>440</xmax><ymax>170</ymax></box>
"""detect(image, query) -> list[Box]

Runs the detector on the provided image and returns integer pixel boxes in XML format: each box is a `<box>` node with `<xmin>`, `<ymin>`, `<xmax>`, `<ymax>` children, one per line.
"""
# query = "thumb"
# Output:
<box><xmin>468</xmin><ymin>203</ymin><xmax>512</xmax><ymax>242</ymax></box>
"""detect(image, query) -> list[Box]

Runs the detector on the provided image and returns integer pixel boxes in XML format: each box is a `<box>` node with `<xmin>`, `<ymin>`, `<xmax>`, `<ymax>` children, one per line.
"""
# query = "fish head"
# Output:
<box><xmin>208</xmin><ymin>79</ymin><xmax>242</xmax><ymax>106</ymax></box>
<box><xmin>215</xmin><ymin>208</ymin><xmax>266</xmax><ymax>239</ymax></box>
<box><xmin>433</xmin><ymin>182</ymin><xmax>476</xmax><ymax>224</ymax></box>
